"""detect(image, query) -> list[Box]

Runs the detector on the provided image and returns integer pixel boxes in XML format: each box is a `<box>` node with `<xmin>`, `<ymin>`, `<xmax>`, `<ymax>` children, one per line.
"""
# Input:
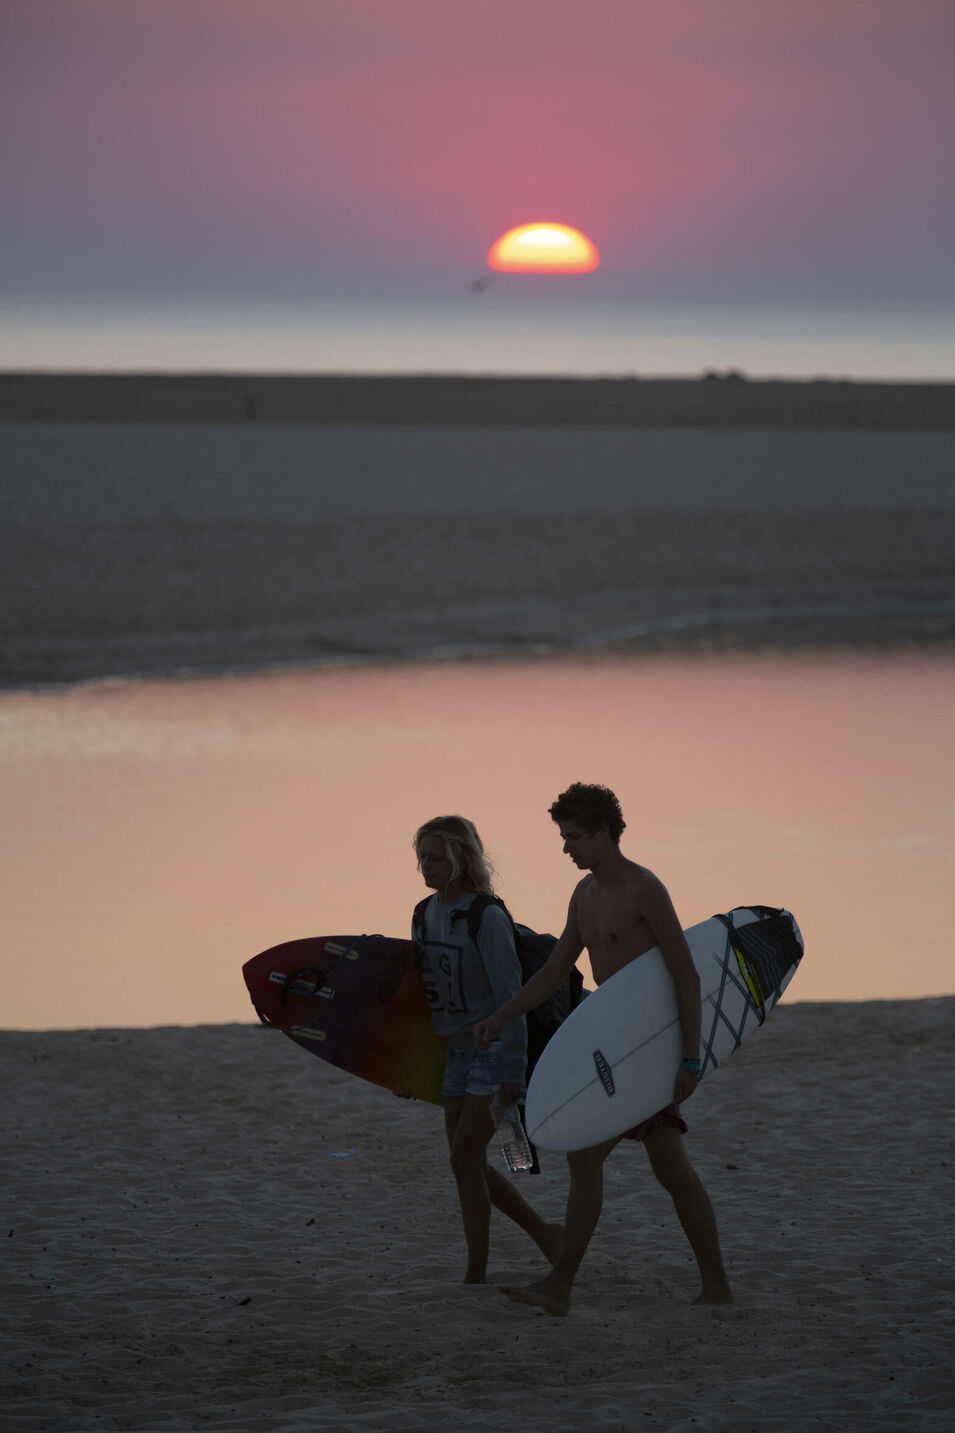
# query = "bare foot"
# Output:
<box><xmin>501</xmin><ymin>1280</ymin><xmax>570</xmax><ymax>1317</ymax></box>
<box><xmin>694</xmin><ymin>1283</ymin><xmax>734</xmax><ymax>1305</ymax></box>
<box><xmin>463</xmin><ymin>1273</ymin><xmax>487</xmax><ymax>1285</ymax></box>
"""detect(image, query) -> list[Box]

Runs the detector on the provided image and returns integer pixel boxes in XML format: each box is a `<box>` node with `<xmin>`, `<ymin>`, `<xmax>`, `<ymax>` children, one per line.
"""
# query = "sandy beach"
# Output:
<box><xmin>2</xmin><ymin>998</ymin><xmax>952</xmax><ymax>1432</ymax></box>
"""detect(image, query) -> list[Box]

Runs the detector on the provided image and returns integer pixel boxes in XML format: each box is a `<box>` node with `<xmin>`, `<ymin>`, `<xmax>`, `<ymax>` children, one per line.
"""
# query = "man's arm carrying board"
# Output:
<box><xmin>524</xmin><ymin>905</ymin><xmax>803</xmax><ymax>1152</ymax></box>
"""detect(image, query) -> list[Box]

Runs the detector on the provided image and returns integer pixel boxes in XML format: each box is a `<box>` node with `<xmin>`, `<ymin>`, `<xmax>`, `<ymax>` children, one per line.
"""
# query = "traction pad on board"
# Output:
<box><xmin>715</xmin><ymin>908</ymin><xmax>802</xmax><ymax>1015</ymax></box>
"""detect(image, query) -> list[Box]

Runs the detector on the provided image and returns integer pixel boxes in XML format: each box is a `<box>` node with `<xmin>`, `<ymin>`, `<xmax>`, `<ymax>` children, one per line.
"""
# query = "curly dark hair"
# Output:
<box><xmin>548</xmin><ymin>783</ymin><xmax>626</xmax><ymax>843</ymax></box>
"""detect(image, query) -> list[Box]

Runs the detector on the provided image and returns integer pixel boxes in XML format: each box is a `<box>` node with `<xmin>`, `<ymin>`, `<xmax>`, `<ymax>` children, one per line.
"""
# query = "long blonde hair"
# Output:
<box><xmin>413</xmin><ymin>815</ymin><xmax>497</xmax><ymax>897</ymax></box>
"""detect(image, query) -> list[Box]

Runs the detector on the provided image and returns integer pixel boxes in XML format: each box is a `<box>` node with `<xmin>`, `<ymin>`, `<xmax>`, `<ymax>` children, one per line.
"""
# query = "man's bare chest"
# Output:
<box><xmin>578</xmin><ymin>891</ymin><xmax>655</xmax><ymax>972</ymax></box>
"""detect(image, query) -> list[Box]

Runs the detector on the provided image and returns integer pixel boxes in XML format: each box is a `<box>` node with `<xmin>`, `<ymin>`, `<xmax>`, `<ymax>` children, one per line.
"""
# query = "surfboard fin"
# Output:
<box><xmin>273</xmin><ymin>967</ymin><xmax>330</xmax><ymax>1005</ymax></box>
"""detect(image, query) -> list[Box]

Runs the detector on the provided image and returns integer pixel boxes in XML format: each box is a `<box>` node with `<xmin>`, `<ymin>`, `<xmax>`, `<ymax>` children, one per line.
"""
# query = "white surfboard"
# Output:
<box><xmin>524</xmin><ymin>905</ymin><xmax>803</xmax><ymax>1153</ymax></box>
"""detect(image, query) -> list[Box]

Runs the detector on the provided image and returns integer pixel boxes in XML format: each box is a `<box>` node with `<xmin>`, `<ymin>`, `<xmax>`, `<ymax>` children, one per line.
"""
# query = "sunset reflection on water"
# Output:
<box><xmin>1</xmin><ymin>652</ymin><xmax>952</xmax><ymax>1029</ymax></box>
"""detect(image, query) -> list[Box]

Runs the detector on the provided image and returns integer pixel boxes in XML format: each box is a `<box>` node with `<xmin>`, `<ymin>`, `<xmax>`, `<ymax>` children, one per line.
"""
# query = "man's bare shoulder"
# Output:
<box><xmin>570</xmin><ymin>873</ymin><xmax>596</xmax><ymax>900</ymax></box>
<box><xmin>615</xmin><ymin>861</ymin><xmax>679</xmax><ymax>921</ymax></box>
<box><xmin>619</xmin><ymin>859</ymin><xmax>664</xmax><ymax>894</ymax></box>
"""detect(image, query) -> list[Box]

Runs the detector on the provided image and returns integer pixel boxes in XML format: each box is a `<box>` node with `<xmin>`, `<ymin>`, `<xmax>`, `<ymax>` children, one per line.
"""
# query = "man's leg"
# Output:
<box><xmin>485</xmin><ymin>1163</ymin><xmax>564</xmax><ymax>1265</ymax></box>
<box><xmin>502</xmin><ymin>1135</ymin><xmax>620</xmax><ymax>1316</ymax></box>
<box><xmin>644</xmin><ymin>1125</ymin><xmax>733</xmax><ymax>1303</ymax></box>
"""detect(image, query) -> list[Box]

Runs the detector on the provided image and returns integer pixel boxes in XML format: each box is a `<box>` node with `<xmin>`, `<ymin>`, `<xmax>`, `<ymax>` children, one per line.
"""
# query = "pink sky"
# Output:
<box><xmin>3</xmin><ymin>0</ymin><xmax>953</xmax><ymax>309</ymax></box>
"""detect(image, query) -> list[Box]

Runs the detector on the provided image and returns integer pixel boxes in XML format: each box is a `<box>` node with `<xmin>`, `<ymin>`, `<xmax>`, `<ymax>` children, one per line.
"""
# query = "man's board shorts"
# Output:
<box><xmin>623</xmin><ymin>1102</ymin><xmax>687</xmax><ymax>1142</ymax></box>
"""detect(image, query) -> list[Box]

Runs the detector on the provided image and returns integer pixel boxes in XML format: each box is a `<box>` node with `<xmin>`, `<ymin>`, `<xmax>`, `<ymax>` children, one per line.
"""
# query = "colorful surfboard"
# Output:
<box><xmin>242</xmin><ymin>935</ymin><xmax>446</xmax><ymax>1104</ymax></box>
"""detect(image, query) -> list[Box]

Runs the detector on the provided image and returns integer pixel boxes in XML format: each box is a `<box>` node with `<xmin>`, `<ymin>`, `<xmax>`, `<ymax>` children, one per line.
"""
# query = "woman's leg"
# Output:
<box><xmin>444</xmin><ymin>1095</ymin><xmax>562</xmax><ymax>1280</ymax></box>
<box><xmin>444</xmin><ymin>1094</ymin><xmax>494</xmax><ymax>1282</ymax></box>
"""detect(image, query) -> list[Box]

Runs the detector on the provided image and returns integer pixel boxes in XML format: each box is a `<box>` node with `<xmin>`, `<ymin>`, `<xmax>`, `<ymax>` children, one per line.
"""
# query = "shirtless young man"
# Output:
<box><xmin>474</xmin><ymin>782</ymin><xmax>733</xmax><ymax>1317</ymax></box>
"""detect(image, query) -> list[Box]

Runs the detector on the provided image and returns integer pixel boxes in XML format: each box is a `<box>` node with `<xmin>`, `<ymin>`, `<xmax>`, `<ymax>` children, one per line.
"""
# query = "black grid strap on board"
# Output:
<box><xmin>716</xmin><ymin>909</ymin><xmax>802</xmax><ymax>1009</ymax></box>
<box><xmin>699</xmin><ymin>908</ymin><xmax>802</xmax><ymax>1076</ymax></box>
<box><xmin>701</xmin><ymin>925</ymin><xmax>756</xmax><ymax>1074</ymax></box>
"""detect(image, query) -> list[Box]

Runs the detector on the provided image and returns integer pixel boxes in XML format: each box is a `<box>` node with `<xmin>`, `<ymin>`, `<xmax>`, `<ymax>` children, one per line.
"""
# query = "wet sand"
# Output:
<box><xmin>2</xmin><ymin>374</ymin><xmax>954</xmax><ymax>686</ymax></box>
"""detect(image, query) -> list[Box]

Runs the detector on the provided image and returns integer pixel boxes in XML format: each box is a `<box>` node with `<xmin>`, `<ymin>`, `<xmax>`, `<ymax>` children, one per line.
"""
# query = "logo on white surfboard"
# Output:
<box><xmin>593</xmin><ymin>1048</ymin><xmax>616</xmax><ymax>1097</ymax></box>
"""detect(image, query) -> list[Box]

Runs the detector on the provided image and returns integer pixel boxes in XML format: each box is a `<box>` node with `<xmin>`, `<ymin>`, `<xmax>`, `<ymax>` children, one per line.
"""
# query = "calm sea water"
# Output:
<box><xmin>3</xmin><ymin>298</ymin><xmax>953</xmax><ymax>379</ymax></box>
<box><xmin>1</xmin><ymin>651</ymin><xmax>951</xmax><ymax>1030</ymax></box>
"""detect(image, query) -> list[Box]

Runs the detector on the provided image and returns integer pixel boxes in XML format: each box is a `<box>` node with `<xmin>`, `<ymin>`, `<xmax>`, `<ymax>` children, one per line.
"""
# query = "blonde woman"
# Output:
<box><xmin>412</xmin><ymin>816</ymin><xmax>561</xmax><ymax>1283</ymax></box>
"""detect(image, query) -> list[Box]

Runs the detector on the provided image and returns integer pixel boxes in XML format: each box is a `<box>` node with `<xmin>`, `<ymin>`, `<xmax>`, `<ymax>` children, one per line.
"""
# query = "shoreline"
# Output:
<box><xmin>3</xmin><ymin>370</ymin><xmax>955</xmax><ymax>428</ymax></box>
<box><xmin>5</xmin><ymin>603</ymin><xmax>955</xmax><ymax>694</ymax></box>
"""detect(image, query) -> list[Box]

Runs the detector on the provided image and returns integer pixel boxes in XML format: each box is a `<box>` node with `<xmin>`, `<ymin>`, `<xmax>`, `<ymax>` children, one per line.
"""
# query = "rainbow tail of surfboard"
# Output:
<box><xmin>242</xmin><ymin>934</ymin><xmax>447</xmax><ymax>1105</ymax></box>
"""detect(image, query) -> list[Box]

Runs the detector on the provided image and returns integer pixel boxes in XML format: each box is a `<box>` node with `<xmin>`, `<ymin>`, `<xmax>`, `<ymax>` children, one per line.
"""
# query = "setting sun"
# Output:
<box><xmin>487</xmin><ymin>223</ymin><xmax>599</xmax><ymax>273</ymax></box>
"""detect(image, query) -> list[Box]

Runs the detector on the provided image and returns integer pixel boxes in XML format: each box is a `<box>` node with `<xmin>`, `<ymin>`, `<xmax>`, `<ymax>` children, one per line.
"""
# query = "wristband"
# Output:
<box><xmin>682</xmin><ymin>1058</ymin><xmax>702</xmax><ymax>1072</ymax></box>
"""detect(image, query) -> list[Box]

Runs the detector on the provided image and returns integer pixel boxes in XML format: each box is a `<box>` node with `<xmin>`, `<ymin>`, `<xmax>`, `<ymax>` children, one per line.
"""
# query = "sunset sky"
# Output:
<box><xmin>2</xmin><ymin>0</ymin><xmax>953</xmax><ymax>375</ymax></box>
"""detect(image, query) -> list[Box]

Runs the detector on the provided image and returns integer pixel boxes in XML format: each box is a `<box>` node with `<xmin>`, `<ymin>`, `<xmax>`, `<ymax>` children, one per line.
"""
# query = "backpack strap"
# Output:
<box><xmin>412</xmin><ymin>896</ymin><xmax>433</xmax><ymax>943</ymax></box>
<box><xmin>417</xmin><ymin>892</ymin><xmax>500</xmax><ymax>945</ymax></box>
<box><xmin>412</xmin><ymin>894</ymin><xmax>435</xmax><ymax>974</ymax></box>
<box><xmin>412</xmin><ymin>894</ymin><xmax>436</xmax><ymax>971</ymax></box>
<box><xmin>452</xmin><ymin>893</ymin><xmax>514</xmax><ymax>950</ymax></box>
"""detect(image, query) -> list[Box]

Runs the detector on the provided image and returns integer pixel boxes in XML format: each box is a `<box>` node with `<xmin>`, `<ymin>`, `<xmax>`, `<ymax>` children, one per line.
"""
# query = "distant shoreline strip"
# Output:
<box><xmin>2</xmin><ymin>372</ymin><xmax>954</xmax><ymax>429</ymax></box>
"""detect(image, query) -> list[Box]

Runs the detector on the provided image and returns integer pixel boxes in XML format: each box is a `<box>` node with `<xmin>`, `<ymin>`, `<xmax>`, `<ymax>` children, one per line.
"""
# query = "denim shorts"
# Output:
<box><xmin>441</xmin><ymin>1043</ymin><xmax>506</xmax><ymax>1099</ymax></box>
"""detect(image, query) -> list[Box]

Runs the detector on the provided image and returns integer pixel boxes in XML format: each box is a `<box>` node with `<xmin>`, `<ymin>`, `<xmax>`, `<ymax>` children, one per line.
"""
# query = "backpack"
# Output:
<box><xmin>412</xmin><ymin>892</ymin><xmax>585</xmax><ymax>1082</ymax></box>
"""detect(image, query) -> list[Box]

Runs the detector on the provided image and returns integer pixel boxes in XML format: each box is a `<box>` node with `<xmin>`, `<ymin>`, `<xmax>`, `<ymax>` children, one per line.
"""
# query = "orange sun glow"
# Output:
<box><xmin>487</xmin><ymin>222</ymin><xmax>599</xmax><ymax>273</ymax></box>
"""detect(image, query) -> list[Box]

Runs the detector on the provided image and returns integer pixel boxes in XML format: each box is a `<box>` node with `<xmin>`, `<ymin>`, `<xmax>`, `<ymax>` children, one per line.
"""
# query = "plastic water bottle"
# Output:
<box><xmin>490</xmin><ymin>1094</ymin><xmax>536</xmax><ymax>1174</ymax></box>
